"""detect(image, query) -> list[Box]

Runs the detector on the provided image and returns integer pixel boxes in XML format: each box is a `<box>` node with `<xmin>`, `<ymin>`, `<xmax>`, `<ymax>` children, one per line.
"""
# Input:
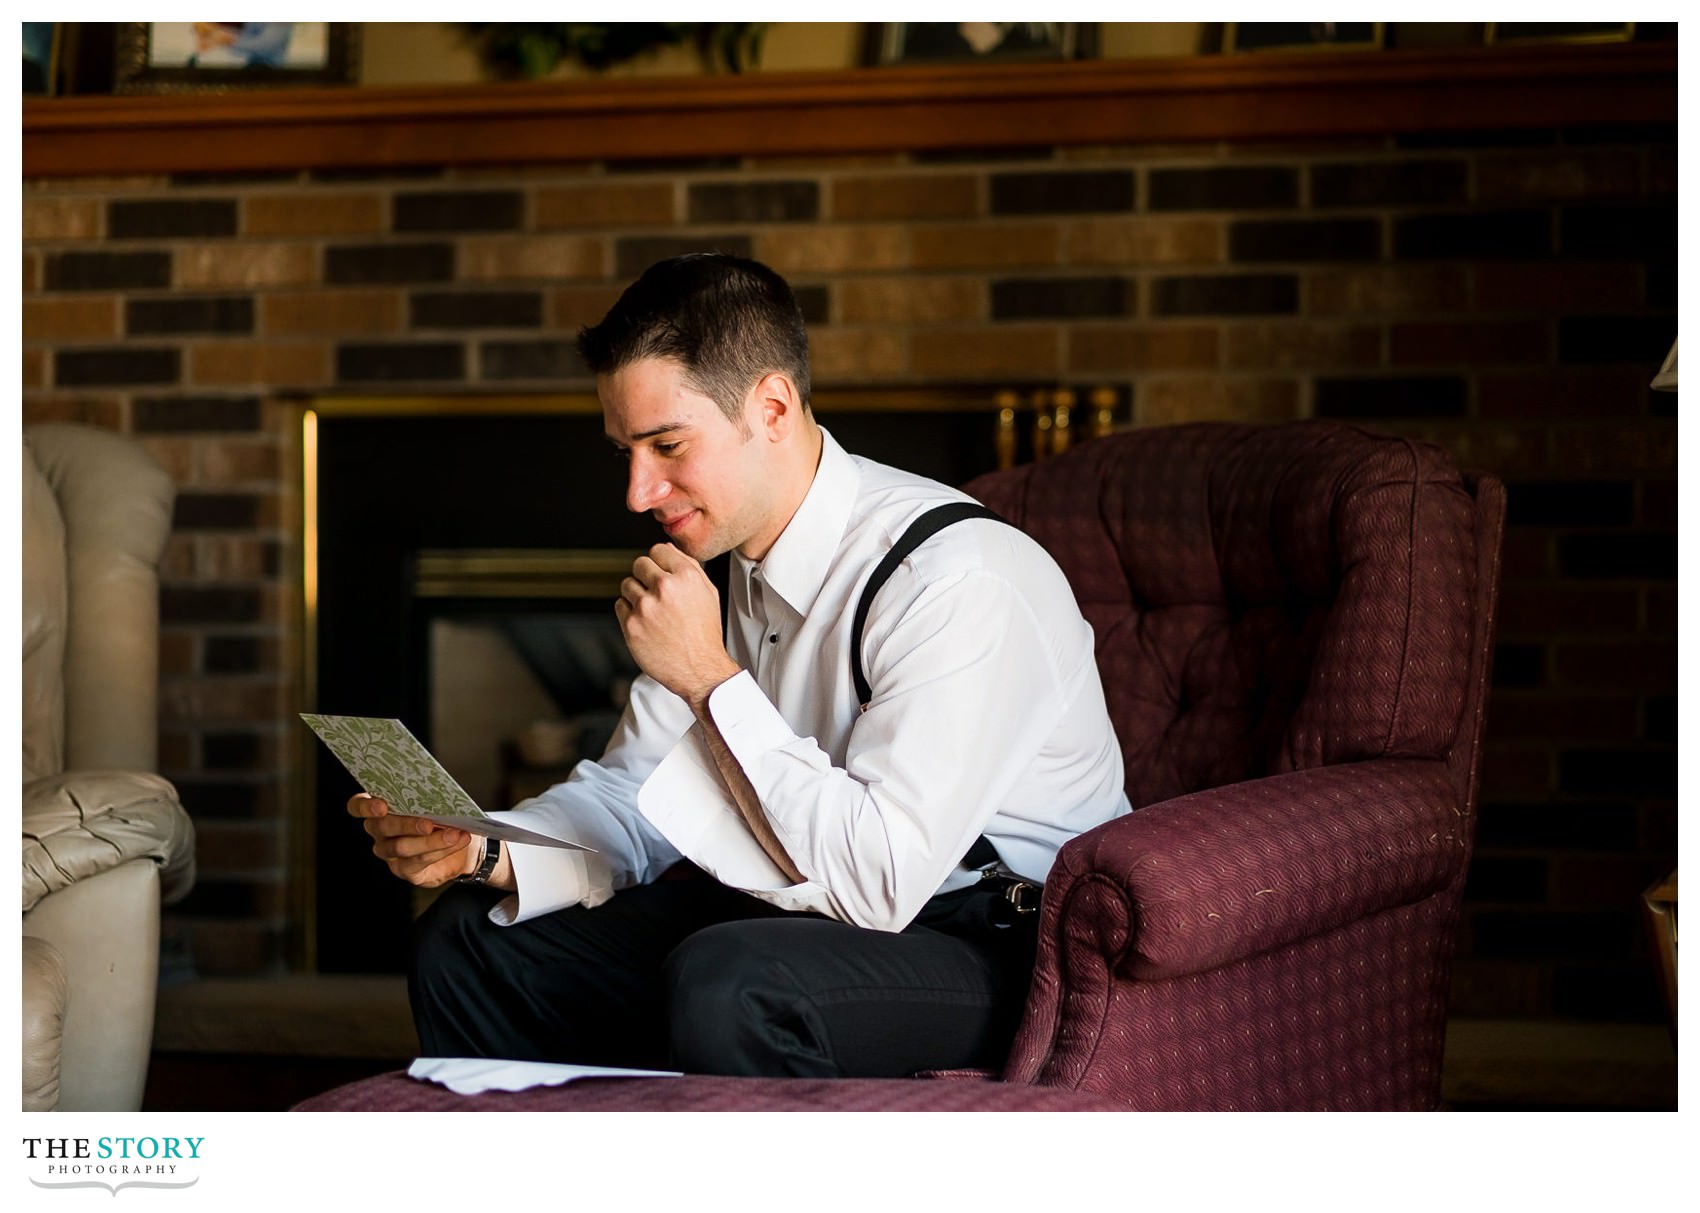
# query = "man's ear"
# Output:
<box><xmin>752</xmin><ymin>372</ymin><xmax>800</xmax><ymax>442</ymax></box>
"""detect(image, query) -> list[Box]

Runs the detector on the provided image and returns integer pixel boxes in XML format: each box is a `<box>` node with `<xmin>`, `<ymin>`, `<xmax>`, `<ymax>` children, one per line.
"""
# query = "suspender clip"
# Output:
<box><xmin>1002</xmin><ymin>880</ymin><xmax>1041</xmax><ymax>915</ymax></box>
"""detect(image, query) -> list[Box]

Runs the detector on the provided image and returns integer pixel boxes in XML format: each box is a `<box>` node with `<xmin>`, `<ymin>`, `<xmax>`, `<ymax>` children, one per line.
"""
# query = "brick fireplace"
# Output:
<box><xmin>22</xmin><ymin>51</ymin><xmax>1677</xmax><ymax>1025</ymax></box>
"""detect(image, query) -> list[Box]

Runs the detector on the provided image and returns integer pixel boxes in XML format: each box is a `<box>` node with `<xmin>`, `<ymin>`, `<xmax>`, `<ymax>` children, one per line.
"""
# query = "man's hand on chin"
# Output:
<box><xmin>619</xmin><ymin>545</ymin><xmax>803</xmax><ymax>885</ymax></box>
<box><xmin>616</xmin><ymin>543</ymin><xmax>741</xmax><ymax>709</ymax></box>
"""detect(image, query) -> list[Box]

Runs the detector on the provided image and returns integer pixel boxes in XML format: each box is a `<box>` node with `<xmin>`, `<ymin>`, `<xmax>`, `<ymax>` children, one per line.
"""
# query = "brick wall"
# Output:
<box><xmin>22</xmin><ymin>126</ymin><xmax>1677</xmax><ymax>1021</ymax></box>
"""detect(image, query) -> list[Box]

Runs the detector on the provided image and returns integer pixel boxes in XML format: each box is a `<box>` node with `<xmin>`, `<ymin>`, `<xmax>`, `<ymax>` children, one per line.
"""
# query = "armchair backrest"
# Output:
<box><xmin>21</xmin><ymin>426</ymin><xmax>175</xmax><ymax>780</ymax></box>
<box><xmin>965</xmin><ymin>421</ymin><xmax>1493</xmax><ymax>811</ymax></box>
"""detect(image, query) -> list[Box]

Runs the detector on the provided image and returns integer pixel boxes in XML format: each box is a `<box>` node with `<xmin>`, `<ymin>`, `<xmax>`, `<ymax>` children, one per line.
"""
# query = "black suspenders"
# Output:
<box><xmin>849</xmin><ymin>501</ymin><xmax>1015</xmax><ymax>876</ymax></box>
<box><xmin>850</xmin><ymin>502</ymin><xmax>1011</xmax><ymax>709</ymax></box>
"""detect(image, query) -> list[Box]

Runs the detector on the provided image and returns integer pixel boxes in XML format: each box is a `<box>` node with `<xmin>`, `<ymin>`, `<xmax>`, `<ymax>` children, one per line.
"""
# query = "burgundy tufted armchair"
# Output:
<box><xmin>296</xmin><ymin>419</ymin><xmax>1502</xmax><ymax>1114</ymax></box>
<box><xmin>957</xmin><ymin>419</ymin><xmax>1504</xmax><ymax>1110</ymax></box>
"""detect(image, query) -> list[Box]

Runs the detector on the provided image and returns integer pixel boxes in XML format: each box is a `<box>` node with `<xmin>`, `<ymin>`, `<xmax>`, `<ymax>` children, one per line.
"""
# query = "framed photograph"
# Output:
<box><xmin>114</xmin><ymin>22</ymin><xmax>360</xmax><ymax>94</ymax></box>
<box><xmin>1486</xmin><ymin>23</ymin><xmax>1634</xmax><ymax>46</ymax></box>
<box><xmin>869</xmin><ymin>23</ymin><xmax>1098</xmax><ymax>67</ymax></box>
<box><xmin>1226</xmin><ymin>23</ymin><xmax>1384</xmax><ymax>53</ymax></box>
<box><xmin>23</xmin><ymin>22</ymin><xmax>60</xmax><ymax>95</ymax></box>
<box><xmin>1383</xmin><ymin>23</ymin><xmax>1485</xmax><ymax>51</ymax></box>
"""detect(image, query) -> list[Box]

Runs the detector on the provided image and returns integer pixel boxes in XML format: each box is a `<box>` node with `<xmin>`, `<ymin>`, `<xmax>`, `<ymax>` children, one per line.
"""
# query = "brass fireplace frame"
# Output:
<box><xmin>295</xmin><ymin>393</ymin><xmax>607</xmax><ymax>969</ymax></box>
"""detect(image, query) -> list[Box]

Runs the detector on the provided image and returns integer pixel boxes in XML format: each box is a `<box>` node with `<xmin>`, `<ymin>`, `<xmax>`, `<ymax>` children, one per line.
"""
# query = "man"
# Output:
<box><xmin>189</xmin><ymin>22</ymin><xmax>295</xmax><ymax>68</ymax></box>
<box><xmin>350</xmin><ymin>253</ymin><xmax>1130</xmax><ymax>1077</ymax></box>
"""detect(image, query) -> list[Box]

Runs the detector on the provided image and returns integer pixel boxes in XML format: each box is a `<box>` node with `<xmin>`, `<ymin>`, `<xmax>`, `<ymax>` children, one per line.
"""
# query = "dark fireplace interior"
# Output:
<box><xmin>309</xmin><ymin>398</ymin><xmax>1041</xmax><ymax>971</ymax></box>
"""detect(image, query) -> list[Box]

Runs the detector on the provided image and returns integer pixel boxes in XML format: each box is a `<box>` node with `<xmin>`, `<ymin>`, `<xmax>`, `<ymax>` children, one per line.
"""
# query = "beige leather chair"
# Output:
<box><xmin>22</xmin><ymin>425</ymin><xmax>196</xmax><ymax>1112</ymax></box>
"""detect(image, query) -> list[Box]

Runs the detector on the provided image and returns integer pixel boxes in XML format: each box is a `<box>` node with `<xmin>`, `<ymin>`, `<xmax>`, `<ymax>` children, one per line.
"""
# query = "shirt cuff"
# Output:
<box><xmin>637</xmin><ymin>720</ymin><xmax>793</xmax><ymax>891</ymax></box>
<box><xmin>488</xmin><ymin>844</ymin><xmax>614</xmax><ymax>926</ymax></box>
<box><xmin>705</xmin><ymin>669</ymin><xmax>801</xmax><ymax>771</ymax></box>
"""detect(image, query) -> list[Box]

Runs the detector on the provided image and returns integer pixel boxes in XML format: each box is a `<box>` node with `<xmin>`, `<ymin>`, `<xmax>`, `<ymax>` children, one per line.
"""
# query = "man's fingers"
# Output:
<box><xmin>364</xmin><ymin>814</ymin><xmax>458</xmax><ymax>841</ymax></box>
<box><xmin>347</xmin><ymin>792</ymin><xmax>388</xmax><ymax>818</ymax></box>
<box><xmin>368</xmin><ymin>822</ymin><xmax>473</xmax><ymax>886</ymax></box>
<box><xmin>624</xmin><ymin>549</ymin><xmax>707</xmax><ymax>607</ymax></box>
<box><xmin>649</xmin><ymin>543</ymin><xmax>697</xmax><ymax>573</ymax></box>
<box><xmin>385</xmin><ymin>848</ymin><xmax>469</xmax><ymax>888</ymax></box>
<box><xmin>394</xmin><ymin>850</ymin><xmax>471</xmax><ymax>888</ymax></box>
<box><xmin>350</xmin><ymin>788</ymin><xmax>475</xmax><ymax>889</ymax></box>
<box><xmin>384</xmin><ymin>827</ymin><xmax>469</xmax><ymax>860</ymax></box>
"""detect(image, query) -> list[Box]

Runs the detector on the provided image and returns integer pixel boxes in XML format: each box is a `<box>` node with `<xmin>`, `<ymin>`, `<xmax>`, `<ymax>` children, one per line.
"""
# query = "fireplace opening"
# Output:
<box><xmin>405</xmin><ymin>573</ymin><xmax>653</xmax><ymax>931</ymax></box>
<box><xmin>426</xmin><ymin>599</ymin><xmax>638</xmax><ymax>815</ymax></box>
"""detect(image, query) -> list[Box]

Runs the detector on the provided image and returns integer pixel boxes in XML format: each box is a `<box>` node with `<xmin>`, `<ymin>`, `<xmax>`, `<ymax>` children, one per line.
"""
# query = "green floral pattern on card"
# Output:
<box><xmin>300</xmin><ymin>714</ymin><xmax>485</xmax><ymax>819</ymax></box>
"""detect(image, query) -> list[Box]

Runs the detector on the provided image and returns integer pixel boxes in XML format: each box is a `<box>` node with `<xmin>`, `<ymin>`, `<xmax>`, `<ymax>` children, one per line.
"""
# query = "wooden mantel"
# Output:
<box><xmin>23</xmin><ymin>42</ymin><xmax>1676</xmax><ymax>179</ymax></box>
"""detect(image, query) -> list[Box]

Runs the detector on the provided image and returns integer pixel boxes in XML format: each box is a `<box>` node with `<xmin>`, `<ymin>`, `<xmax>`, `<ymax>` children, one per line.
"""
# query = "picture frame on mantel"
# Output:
<box><xmin>113</xmin><ymin>22</ymin><xmax>360</xmax><ymax>94</ymax></box>
<box><xmin>868</xmin><ymin>23</ymin><xmax>1099</xmax><ymax>66</ymax></box>
<box><xmin>1486</xmin><ymin>23</ymin><xmax>1635</xmax><ymax>46</ymax></box>
<box><xmin>1226</xmin><ymin>23</ymin><xmax>1384</xmax><ymax>53</ymax></box>
<box><xmin>24</xmin><ymin>23</ymin><xmax>61</xmax><ymax>95</ymax></box>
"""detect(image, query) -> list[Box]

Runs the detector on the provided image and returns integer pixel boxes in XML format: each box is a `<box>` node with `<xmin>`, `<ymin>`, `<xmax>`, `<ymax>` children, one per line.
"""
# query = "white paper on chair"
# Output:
<box><xmin>408</xmin><ymin>1057</ymin><xmax>682</xmax><ymax>1095</ymax></box>
<box><xmin>301</xmin><ymin>713</ymin><xmax>589</xmax><ymax>850</ymax></box>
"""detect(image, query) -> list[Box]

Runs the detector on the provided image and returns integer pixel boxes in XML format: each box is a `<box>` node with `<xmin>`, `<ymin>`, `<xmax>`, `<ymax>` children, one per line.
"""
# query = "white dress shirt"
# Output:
<box><xmin>494</xmin><ymin>427</ymin><xmax>1130</xmax><ymax>931</ymax></box>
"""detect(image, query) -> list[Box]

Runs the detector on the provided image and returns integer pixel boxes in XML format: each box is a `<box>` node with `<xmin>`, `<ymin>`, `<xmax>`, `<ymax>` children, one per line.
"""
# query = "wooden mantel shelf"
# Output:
<box><xmin>23</xmin><ymin>42</ymin><xmax>1676</xmax><ymax>179</ymax></box>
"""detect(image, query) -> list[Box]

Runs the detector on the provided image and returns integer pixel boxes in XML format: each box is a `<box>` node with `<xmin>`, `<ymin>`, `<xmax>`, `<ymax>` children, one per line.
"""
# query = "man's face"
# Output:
<box><xmin>600</xmin><ymin>357</ymin><xmax>781</xmax><ymax>561</ymax></box>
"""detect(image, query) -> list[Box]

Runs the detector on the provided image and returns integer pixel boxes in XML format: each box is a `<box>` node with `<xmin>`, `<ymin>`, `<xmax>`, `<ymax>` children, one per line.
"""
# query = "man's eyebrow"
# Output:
<box><xmin>607</xmin><ymin>422</ymin><xmax>692</xmax><ymax>445</ymax></box>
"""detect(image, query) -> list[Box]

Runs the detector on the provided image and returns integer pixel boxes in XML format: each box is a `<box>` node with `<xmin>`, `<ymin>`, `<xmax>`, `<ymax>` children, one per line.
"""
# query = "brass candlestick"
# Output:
<box><xmin>1051</xmin><ymin>387</ymin><xmax>1075</xmax><ymax>457</ymax></box>
<box><xmin>1090</xmin><ymin>386</ymin><xmax>1118</xmax><ymax>440</ymax></box>
<box><xmin>1030</xmin><ymin>388</ymin><xmax>1052</xmax><ymax>461</ymax></box>
<box><xmin>993</xmin><ymin>390</ymin><xmax>1019</xmax><ymax>469</ymax></box>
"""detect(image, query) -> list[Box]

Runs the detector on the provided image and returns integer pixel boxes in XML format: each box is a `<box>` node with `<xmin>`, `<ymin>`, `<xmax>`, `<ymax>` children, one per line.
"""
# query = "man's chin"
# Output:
<box><xmin>678</xmin><ymin>538</ymin><xmax>731</xmax><ymax>562</ymax></box>
<box><xmin>660</xmin><ymin>525</ymin><xmax>726</xmax><ymax>562</ymax></box>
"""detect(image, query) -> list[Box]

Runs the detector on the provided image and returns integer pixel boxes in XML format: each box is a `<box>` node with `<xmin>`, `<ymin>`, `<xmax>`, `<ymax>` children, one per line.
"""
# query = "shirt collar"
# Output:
<box><xmin>733</xmin><ymin>426</ymin><xmax>858</xmax><ymax>619</ymax></box>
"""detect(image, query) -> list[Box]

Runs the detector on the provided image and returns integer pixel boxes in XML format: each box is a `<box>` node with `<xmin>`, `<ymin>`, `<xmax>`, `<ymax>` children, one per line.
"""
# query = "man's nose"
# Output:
<box><xmin>626</xmin><ymin>455</ymin><xmax>670</xmax><ymax>514</ymax></box>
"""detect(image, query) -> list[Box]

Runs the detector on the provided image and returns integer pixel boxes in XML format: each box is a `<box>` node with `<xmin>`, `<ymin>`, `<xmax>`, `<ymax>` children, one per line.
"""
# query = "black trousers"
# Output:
<box><xmin>409</xmin><ymin>871</ymin><xmax>1039</xmax><ymax>1078</ymax></box>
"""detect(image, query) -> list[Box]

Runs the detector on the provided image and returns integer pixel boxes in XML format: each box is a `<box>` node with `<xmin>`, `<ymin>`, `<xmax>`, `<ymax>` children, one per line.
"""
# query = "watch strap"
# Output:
<box><xmin>457</xmin><ymin>836</ymin><xmax>501</xmax><ymax>885</ymax></box>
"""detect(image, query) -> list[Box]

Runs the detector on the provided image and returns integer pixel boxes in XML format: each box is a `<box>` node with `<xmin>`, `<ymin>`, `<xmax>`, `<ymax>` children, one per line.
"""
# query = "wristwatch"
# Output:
<box><xmin>457</xmin><ymin>836</ymin><xmax>501</xmax><ymax>885</ymax></box>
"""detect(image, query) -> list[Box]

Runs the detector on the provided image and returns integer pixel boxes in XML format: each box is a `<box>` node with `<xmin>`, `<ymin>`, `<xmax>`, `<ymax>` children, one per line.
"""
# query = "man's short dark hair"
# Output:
<box><xmin>576</xmin><ymin>253</ymin><xmax>812</xmax><ymax>429</ymax></box>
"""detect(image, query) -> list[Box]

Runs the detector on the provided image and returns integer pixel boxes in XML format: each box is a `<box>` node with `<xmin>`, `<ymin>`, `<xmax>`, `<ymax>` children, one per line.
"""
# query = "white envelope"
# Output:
<box><xmin>408</xmin><ymin>1056</ymin><xmax>681</xmax><ymax>1095</ymax></box>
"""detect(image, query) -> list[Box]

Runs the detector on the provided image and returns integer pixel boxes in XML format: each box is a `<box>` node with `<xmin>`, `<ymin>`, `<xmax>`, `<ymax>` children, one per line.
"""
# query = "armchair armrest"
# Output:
<box><xmin>23</xmin><ymin>770</ymin><xmax>196</xmax><ymax>913</ymax></box>
<box><xmin>22</xmin><ymin>935</ymin><xmax>68</xmax><ymax>1112</ymax></box>
<box><xmin>1046</xmin><ymin>758</ymin><xmax>1465</xmax><ymax>982</ymax></box>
